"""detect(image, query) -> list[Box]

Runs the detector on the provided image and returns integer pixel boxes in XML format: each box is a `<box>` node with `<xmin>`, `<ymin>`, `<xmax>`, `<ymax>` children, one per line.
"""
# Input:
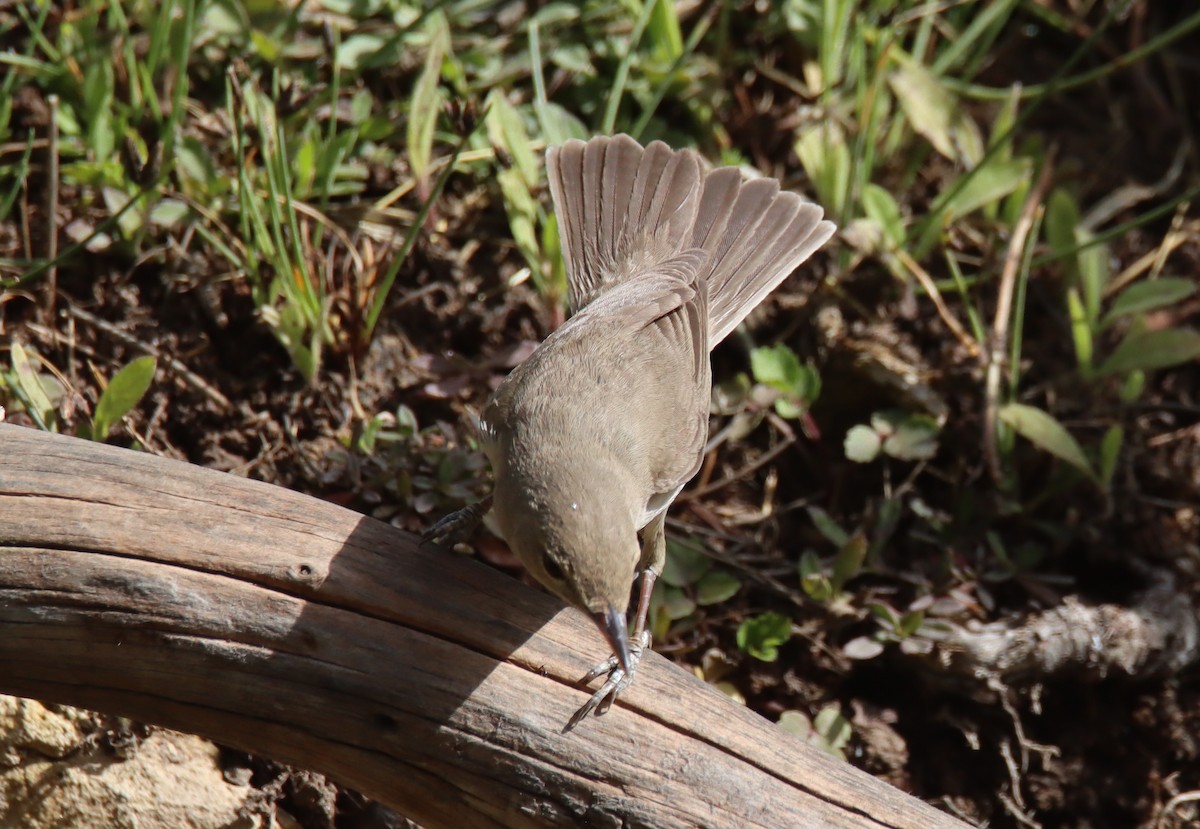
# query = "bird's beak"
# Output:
<box><xmin>594</xmin><ymin>605</ymin><xmax>631</xmax><ymax>674</ymax></box>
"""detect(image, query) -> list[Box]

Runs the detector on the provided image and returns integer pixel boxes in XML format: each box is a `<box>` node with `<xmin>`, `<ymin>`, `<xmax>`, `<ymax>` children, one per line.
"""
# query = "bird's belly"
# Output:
<box><xmin>639</xmin><ymin>480</ymin><xmax>687</xmax><ymax>529</ymax></box>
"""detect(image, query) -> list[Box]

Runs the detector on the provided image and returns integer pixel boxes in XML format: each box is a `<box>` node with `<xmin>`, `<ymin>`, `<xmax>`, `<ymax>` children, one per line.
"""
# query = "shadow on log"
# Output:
<box><xmin>0</xmin><ymin>423</ymin><xmax>966</xmax><ymax>829</ymax></box>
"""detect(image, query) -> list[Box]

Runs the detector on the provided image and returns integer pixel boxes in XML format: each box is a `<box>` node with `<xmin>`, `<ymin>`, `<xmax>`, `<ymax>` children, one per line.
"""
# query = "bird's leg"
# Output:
<box><xmin>421</xmin><ymin>494</ymin><xmax>493</xmax><ymax>546</ymax></box>
<box><xmin>632</xmin><ymin>509</ymin><xmax>668</xmax><ymax>638</ymax></box>
<box><xmin>563</xmin><ymin>513</ymin><xmax>666</xmax><ymax>732</ymax></box>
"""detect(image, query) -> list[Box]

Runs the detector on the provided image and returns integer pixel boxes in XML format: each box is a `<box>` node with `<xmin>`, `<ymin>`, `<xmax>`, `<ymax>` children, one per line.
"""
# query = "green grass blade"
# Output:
<box><xmin>601</xmin><ymin>0</ymin><xmax>659</xmax><ymax>135</ymax></box>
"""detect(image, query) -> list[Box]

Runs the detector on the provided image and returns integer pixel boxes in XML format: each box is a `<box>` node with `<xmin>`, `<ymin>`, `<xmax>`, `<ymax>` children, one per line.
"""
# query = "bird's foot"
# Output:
<box><xmin>421</xmin><ymin>495</ymin><xmax>492</xmax><ymax>546</ymax></box>
<box><xmin>562</xmin><ymin>629</ymin><xmax>652</xmax><ymax>733</ymax></box>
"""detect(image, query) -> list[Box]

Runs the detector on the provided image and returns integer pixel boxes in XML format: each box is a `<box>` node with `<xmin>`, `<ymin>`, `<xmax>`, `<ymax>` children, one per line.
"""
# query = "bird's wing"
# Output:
<box><xmin>563</xmin><ymin>249</ymin><xmax>709</xmax><ymax>388</ymax></box>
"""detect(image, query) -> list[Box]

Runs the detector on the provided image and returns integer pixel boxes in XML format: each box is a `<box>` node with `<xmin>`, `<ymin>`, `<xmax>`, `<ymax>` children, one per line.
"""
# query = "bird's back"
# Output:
<box><xmin>483</xmin><ymin>260</ymin><xmax>711</xmax><ymax>529</ymax></box>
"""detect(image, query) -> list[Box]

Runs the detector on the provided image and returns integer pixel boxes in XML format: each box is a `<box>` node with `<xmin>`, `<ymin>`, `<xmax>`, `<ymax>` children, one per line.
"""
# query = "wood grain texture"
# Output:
<box><xmin>0</xmin><ymin>423</ymin><xmax>966</xmax><ymax>829</ymax></box>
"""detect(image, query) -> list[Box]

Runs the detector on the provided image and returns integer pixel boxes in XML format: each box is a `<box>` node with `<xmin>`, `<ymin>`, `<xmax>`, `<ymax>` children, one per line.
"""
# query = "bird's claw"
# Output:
<box><xmin>421</xmin><ymin>496</ymin><xmax>492</xmax><ymax>546</ymax></box>
<box><xmin>562</xmin><ymin>629</ymin><xmax>651</xmax><ymax>733</ymax></box>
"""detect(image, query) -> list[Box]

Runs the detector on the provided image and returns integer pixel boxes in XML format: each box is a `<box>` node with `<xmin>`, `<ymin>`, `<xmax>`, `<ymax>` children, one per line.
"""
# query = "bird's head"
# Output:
<box><xmin>496</xmin><ymin>480</ymin><xmax>640</xmax><ymax>672</ymax></box>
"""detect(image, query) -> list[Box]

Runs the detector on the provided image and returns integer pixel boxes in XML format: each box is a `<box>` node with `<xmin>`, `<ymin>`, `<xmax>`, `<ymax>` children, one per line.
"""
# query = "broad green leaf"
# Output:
<box><xmin>897</xmin><ymin>609</ymin><xmax>925</xmax><ymax>638</ymax></box>
<box><xmin>250</xmin><ymin>29</ymin><xmax>282</xmax><ymax>64</ymax></box>
<box><xmin>82</xmin><ymin>60</ymin><xmax>115</xmax><ymax>160</ymax></box>
<box><xmin>149</xmin><ymin>198</ymin><xmax>190</xmax><ymax>227</ymax></box>
<box><xmin>1076</xmin><ymin>226</ymin><xmax>1109</xmax><ymax>323</ymax></box>
<box><xmin>660</xmin><ymin>586</ymin><xmax>696</xmax><ymax>621</ymax></box>
<box><xmin>102</xmin><ymin>186</ymin><xmax>144</xmax><ymax>239</ymax></box>
<box><xmin>61</xmin><ymin>158</ymin><xmax>123</xmax><ymax>189</ymax></box>
<box><xmin>939</xmin><ymin>158</ymin><xmax>1031</xmax><ymax>225</ymax></box>
<box><xmin>736</xmin><ymin>612</ymin><xmax>792</xmax><ymax>662</ymax></box>
<box><xmin>293</xmin><ymin>134</ymin><xmax>317</xmax><ymax>196</ymax></box>
<box><xmin>916</xmin><ymin>156</ymin><xmax>1031</xmax><ymax>255</ymax></box>
<box><xmin>395</xmin><ymin>404</ymin><xmax>419</xmax><ymax>435</ymax></box>
<box><xmin>335</xmin><ymin>33</ymin><xmax>385</xmax><ymax>71</ymax></box>
<box><xmin>806</xmin><ymin>505</ymin><xmax>849</xmax><ymax>547</ymax></box>
<box><xmin>196</xmin><ymin>0</ymin><xmax>243</xmax><ymax>37</ymax></box>
<box><xmin>1119</xmin><ymin>369</ymin><xmax>1145</xmax><ymax>403</ymax></box>
<box><xmin>538</xmin><ymin>101</ymin><xmax>587</xmax><ymax>145</ymax></box>
<box><xmin>842</xmin><ymin>636</ymin><xmax>885</xmax><ymax>660</ymax></box>
<box><xmin>750</xmin><ymin>344</ymin><xmax>820</xmax><ymax>417</ymax></box>
<box><xmin>881</xmin><ymin>413</ymin><xmax>941</xmax><ymax>461</ymax></box>
<box><xmin>1067</xmin><ymin>287</ymin><xmax>1093</xmax><ymax>375</ymax></box>
<box><xmin>349</xmin><ymin>89</ymin><xmax>374</xmax><ymax>124</ymax></box>
<box><xmin>531</xmin><ymin>2</ymin><xmax>581</xmax><ymax>25</ymax></box>
<box><xmin>92</xmin><ymin>356</ymin><xmax>157</xmax><ymax>441</ymax></box>
<box><xmin>661</xmin><ymin>539</ymin><xmax>711</xmax><ymax>587</ymax></box>
<box><xmin>696</xmin><ymin>570</ymin><xmax>741</xmax><ymax>606</ymax></box>
<box><xmin>799</xmin><ymin>550</ymin><xmax>833</xmax><ymax>602</ymax></box>
<box><xmin>174</xmin><ymin>138</ymin><xmax>219</xmax><ymax>197</ymax></box>
<box><xmin>9</xmin><ymin>342</ymin><xmax>57</xmax><ymax>431</ymax></box>
<box><xmin>812</xmin><ymin>704</ymin><xmax>852</xmax><ymax>754</ymax></box>
<box><xmin>998</xmin><ymin>403</ymin><xmax>1095</xmax><ymax>480</ymax></box>
<box><xmin>1099</xmin><ymin>328</ymin><xmax>1200</xmax><ymax>376</ymax></box>
<box><xmin>549</xmin><ymin>44</ymin><xmax>595</xmax><ymax>75</ymax></box>
<box><xmin>783</xmin><ymin>363</ymin><xmax>820</xmax><ymax>414</ymax></box>
<box><xmin>354</xmin><ymin>412</ymin><xmax>388</xmax><ymax>454</ymax></box>
<box><xmin>497</xmin><ymin>167</ymin><xmax>540</xmax><ymax>275</ymax></box>
<box><xmin>1046</xmin><ymin>188</ymin><xmax>1107</xmax><ymax>323</ymax></box>
<box><xmin>888</xmin><ymin>56</ymin><xmax>982</xmax><ymax>165</ymax></box>
<box><xmin>844</xmin><ymin>424</ymin><xmax>882</xmax><ymax>463</ymax></box>
<box><xmin>1045</xmin><ymin>188</ymin><xmax>1080</xmax><ymax>266</ymax></box>
<box><xmin>860</xmin><ymin>183</ymin><xmax>904</xmax><ymax>248</ymax></box>
<box><xmin>486</xmin><ymin>91</ymin><xmax>539</xmax><ymax>188</ymax></box>
<box><xmin>645</xmin><ymin>0</ymin><xmax>683</xmax><ymax>64</ymax></box>
<box><xmin>795</xmin><ymin>122</ymin><xmax>850</xmax><ymax>217</ymax></box>
<box><xmin>1102</xmin><ymin>278</ymin><xmax>1197</xmax><ymax>329</ymax></box>
<box><xmin>750</xmin><ymin>347</ymin><xmax>794</xmax><ymax>387</ymax></box>
<box><xmin>406</xmin><ymin>13</ymin><xmax>449</xmax><ymax>180</ymax></box>
<box><xmin>869</xmin><ymin>602</ymin><xmax>899</xmax><ymax>628</ymax></box>
<box><xmin>1099</xmin><ymin>424</ymin><xmax>1123</xmax><ymax>491</ymax></box>
<box><xmin>798</xmin><ymin>549</ymin><xmax>824</xmax><ymax>580</ymax></box>
<box><xmin>831</xmin><ymin>532</ymin><xmax>867</xmax><ymax>592</ymax></box>
<box><xmin>777</xmin><ymin>710</ymin><xmax>813</xmax><ymax>737</ymax></box>
<box><xmin>540</xmin><ymin>212</ymin><xmax>568</xmax><ymax>305</ymax></box>
<box><xmin>869</xmin><ymin>497</ymin><xmax>903</xmax><ymax>562</ymax></box>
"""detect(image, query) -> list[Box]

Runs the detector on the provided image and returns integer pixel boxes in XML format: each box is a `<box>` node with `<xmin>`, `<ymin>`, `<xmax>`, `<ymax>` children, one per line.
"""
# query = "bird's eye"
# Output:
<box><xmin>541</xmin><ymin>553</ymin><xmax>565</xmax><ymax>580</ymax></box>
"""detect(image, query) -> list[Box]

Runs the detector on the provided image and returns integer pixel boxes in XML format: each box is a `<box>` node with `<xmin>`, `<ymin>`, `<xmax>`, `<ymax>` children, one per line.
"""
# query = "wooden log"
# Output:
<box><xmin>0</xmin><ymin>423</ymin><xmax>966</xmax><ymax>829</ymax></box>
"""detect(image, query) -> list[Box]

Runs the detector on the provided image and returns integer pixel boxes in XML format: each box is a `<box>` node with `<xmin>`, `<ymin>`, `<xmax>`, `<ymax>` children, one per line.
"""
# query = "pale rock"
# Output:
<box><xmin>0</xmin><ymin>696</ymin><xmax>262</xmax><ymax>829</ymax></box>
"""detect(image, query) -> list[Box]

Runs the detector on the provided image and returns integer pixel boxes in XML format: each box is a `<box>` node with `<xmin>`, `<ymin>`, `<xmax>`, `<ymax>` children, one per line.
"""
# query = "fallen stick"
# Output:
<box><xmin>0</xmin><ymin>423</ymin><xmax>966</xmax><ymax>829</ymax></box>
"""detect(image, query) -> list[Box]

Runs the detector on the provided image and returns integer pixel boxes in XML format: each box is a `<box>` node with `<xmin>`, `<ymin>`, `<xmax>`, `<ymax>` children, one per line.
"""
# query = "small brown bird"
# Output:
<box><xmin>428</xmin><ymin>134</ymin><xmax>834</xmax><ymax>730</ymax></box>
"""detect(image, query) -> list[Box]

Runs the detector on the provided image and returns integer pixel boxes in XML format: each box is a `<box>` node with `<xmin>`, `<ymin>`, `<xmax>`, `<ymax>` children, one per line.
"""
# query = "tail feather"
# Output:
<box><xmin>549</xmin><ymin>135</ymin><xmax>702</xmax><ymax>310</ymax></box>
<box><xmin>701</xmin><ymin>182</ymin><xmax>831</xmax><ymax>345</ymax></box>
<box><xmin>546</xmin><ymin>134</ymin><xmax>835</xmax><ymax>346</ymax></box>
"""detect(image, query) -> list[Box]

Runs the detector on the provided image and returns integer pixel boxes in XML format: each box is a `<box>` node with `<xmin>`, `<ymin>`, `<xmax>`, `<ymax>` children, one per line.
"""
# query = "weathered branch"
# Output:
<box><xmin>0</xmin><ymin>423</ymin><xmax>966</xmax><ymax>829</ymax></box>
<box><xmin>919</xmin><ymin>574</ymin><xmax>1200</xmax><ymax>682</ymax></box>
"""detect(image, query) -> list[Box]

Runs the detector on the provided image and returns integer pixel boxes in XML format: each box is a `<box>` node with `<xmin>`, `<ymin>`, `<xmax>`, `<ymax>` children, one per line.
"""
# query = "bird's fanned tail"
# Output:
<box><xmin>546</xmin><ymin>133</ymin><xmax>835</xmax><ymax>348</ymax></box>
